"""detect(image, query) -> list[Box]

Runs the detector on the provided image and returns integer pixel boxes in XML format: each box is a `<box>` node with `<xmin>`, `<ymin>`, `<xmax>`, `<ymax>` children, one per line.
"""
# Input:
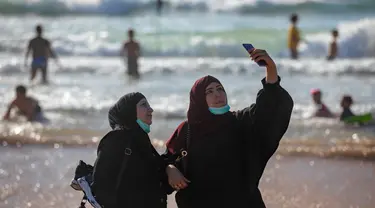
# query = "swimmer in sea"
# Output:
<box><xmin>340</xmin><ymin>95</ymin><xmax>355</xmax><ymax>121</ymax></box>
<box><xmin>327</xmin><ymin>29</ymin><xmax>339</xmax><ymax>61</ymax></box>
<box><xmin>3</xmin><ymin>85</ymin><xmax>44</xmax><ymax>122</ymax></box>
<box><xmin>24</xmin><ymin>24</ymin><xmax>59</xmax><ymax>84</ymax></box>
<box><xmin>339</xmin><ymin>95</ymin><xmax>374</xmax><ymax>125</ymax></box>
<box><xmin>287</xmin><ymin>13</ymin><xmax>300</xmax><ymax>60</ymax></box>
<box><xmin>121</xmin><ymin>29</ymin><xmax>141</xmax><ymax>79</ymax></box>
<box><xmin>310</xmin><ymin>88</ymin><xmax>334</xmax><ymax>118</ymax></box>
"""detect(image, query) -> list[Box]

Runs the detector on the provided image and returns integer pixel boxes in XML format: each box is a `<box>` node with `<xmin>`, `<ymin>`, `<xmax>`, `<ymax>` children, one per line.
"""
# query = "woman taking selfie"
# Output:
<box><xmin>164</xmin><ymin>48</ymin><xmax>294</xmax><ymax>208</ymax></box>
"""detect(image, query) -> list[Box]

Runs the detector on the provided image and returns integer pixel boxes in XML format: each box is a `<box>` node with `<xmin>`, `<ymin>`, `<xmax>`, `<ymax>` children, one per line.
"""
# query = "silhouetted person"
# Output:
<box><xmin>25</xmin><ymin>25</ymin><xmax>59</xmax><ymax>84</ymax></box>
<box><xmin>327</xmin><ymin>29</ymin><xmax>339</xmax><ymax>61</ymax></box>
<box><xmin>3</xmin><ymin>85</ymin><xmax>44</xmax><ymax>122</ymax></box>
<box><xmin>121</xmin><ymin>29</ymin><xmax>141</xmax><ymax>79</ymax></box>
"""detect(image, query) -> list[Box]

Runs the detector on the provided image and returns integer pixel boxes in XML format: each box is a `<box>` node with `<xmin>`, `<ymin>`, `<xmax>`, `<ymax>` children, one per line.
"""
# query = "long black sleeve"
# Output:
<box><xmin>236</xmin><ymin>76</ymin><xmax>294</xmax><ymax>163</ymax></box>
<box><xmin>150</xmin><ymin>145</ymin><xmax>174</xmax><ymax>195</ymax></box>
<box><xmin>92</xmin><ymin>131</ymin><xmax>125</xmax><ymax>207</ymax></box>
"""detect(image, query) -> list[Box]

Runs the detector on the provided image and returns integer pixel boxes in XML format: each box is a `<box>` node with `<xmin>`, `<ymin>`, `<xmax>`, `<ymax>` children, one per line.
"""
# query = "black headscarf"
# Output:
<box><xmin>108</xmin><ymin>92</ymin><xmax>146</xmax><ymax>130</ymax></box>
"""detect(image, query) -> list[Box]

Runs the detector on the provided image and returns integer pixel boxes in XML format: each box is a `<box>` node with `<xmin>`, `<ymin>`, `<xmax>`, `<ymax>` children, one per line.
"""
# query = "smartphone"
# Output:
<box><xmin>242</xmin><ymin>43</ymin><xmax>267</xmax><ymax>66</ymax></box>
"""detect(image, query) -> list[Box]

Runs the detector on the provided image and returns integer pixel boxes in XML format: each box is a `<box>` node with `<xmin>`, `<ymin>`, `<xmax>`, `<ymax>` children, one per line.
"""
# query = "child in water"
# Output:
<box><xmin>310</xmin><ymin>88</ymin><xmax>334</xmax><ymax>118</ymax></box>
<box><xmin>339</xmin><ymin>95</ymin><xmax>374</xmax><ymax>125</ymax></box>
<box><xmin>340</xmin><ymin>95</ymin><xmax>355</xmax><ymax>121</ymax></box>
<box><xmin>3</xmin><ymin>85</ymin><xmax>45</xmax><ymax>122</ymax></box>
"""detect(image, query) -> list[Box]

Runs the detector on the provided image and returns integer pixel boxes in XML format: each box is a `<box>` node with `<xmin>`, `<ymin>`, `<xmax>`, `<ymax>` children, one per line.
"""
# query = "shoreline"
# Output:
<box><xmin>2</xmin><ymin>138</ymin><xmax>375</xmax><ymax>161</ymax></box>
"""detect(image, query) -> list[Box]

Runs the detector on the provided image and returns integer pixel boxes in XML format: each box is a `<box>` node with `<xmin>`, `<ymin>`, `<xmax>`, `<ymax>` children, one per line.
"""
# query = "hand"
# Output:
<box><xmin>249</xmin><ymin>48</ymin><xmax>276</xmax><ymax>68</ymax></box>
<box><xmin>249</xmin><ymin>48</ymin><xmax>278</xmax><ymax>83</ymax></box>
<box><xmin>166</xmin><ymin>165</ymin><xmax>190</xmax><ymax>190</ymax></box>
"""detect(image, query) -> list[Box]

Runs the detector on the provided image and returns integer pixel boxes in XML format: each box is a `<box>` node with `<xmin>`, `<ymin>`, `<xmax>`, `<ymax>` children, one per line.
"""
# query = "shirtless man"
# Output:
<box><xmin>121</xmin><ymin>29</ymin><xmax>141</xmax><ymax>79</ymax></box>
<box><xmin>327</xmin><ymin>29</ymin><xmax>339</xmax><ymax>61</ymax></box>
<box><xmin>25</xmin><ymin>25</ymin><xmax>59</xmax><ymax>84</ymax></box>
<box><xmin>3</xmin><ymin>85</ymin><xmax>43</xmax><ymax>122</ymax></box>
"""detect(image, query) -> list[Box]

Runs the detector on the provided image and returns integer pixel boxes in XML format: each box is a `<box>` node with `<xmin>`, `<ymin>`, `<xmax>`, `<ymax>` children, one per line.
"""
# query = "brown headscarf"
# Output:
<box><xmin>166</xmin><ymin>75</ymin><xmax>235</xmax><ymax>153</ymax></box>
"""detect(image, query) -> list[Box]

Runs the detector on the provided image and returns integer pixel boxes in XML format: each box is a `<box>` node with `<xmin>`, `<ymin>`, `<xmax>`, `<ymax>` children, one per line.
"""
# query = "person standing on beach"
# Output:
<box><xmin>287</xmin><ymin>13</ymin><xmax>300</xmax><ymax>59</ymax></box>
<box><xmin>163</xmin><ymin>48</ymin><xmax>294</xmax><ymax>207</ymax></box>
<box><xmin>121</xmin><ymin>29</ymin><xmax>141</xmax><ymax>79</ymax></box>
<box><xmin>327</xmin><ymin>29</ymin><xmax>339</xmax><ymax>61</ymax></box>
<box><xmin>25</xmin><ymin>24</ymin><xmax>59</xmax><ymax>84</ymax></box>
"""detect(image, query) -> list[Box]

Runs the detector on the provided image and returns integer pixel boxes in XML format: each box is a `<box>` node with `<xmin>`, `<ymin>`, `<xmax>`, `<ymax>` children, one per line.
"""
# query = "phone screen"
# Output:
<box><xmin>242</xmin><ymin>43</ymin><xmax>267</xmax><ymax>66</ymax></box>
<box><xmin>242</xmin><ymin>44</ymin><xmax>254</xmax><ymax>53</ymax></box>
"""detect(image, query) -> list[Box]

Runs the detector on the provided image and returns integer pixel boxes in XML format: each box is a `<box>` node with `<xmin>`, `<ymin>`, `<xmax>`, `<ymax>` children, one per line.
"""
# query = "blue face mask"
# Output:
<box><xmin>136</xmin><ymin>119</ymin><xmax>151</xmax><ymax>133</ymax></box>
<box><xmin>208</xmin><ymin>104</ymin><xmax>230</xmax><ymax>115</ymax></box>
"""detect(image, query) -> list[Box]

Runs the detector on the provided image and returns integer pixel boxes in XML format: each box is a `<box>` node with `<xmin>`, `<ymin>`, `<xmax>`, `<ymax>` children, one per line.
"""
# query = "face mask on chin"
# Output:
<box><xmin>136</xmin><ymin>119</ymin><xmax>151</xmax><ymax>133</ymax></box>
<box><xmin>208</xmin><ymin>104</ymin><xmax>230</xmax><ymax>115</ymax></box>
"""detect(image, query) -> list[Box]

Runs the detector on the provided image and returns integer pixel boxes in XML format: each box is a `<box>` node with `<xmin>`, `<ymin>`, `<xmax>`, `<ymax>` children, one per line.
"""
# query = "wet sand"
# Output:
<box><xmin>0</xmin><ymin>145</ymin><xmax>374</xmax><ymax>208</ymax></box>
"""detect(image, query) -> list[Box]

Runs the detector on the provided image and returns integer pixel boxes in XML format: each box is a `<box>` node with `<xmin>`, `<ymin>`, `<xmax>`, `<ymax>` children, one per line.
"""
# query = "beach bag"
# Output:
<box><xmin>167</xmin><ymin>121</ymin><xmax>191</xmax><ymax>176</ymax></box>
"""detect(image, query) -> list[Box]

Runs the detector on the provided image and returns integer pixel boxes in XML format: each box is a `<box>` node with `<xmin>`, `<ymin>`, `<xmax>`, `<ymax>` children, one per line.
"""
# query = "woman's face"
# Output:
<box><xmin>205</xmin><ymin>82</ymin><xmax>227</xmax><ymax>108</ymax></box>
<box><xmin>136</xmin><ymin>98</ymin><xmax>153</xmax><ymax>125</ymax></box>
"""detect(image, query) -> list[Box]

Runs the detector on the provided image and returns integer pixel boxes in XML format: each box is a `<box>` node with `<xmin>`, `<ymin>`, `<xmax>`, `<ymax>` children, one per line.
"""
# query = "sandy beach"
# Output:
<box><xmin>0</xmin><ymin>143</ymin><xmax>373</xmax><ymax>208</ymax></box>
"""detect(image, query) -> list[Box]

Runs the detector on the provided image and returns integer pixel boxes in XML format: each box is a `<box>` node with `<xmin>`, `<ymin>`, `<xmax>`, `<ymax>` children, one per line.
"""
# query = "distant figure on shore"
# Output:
<box><xmin>121</xmin><ymin>29</ymin><xmax>141</xmax><ymax>79</ymax></box>
<box><xmin>327</xmin><ymin>29</ymin><xmax>339</xmax><ymax>61</ymax></box>
<box><xmin>310</xmin><ymin>88</ymin><xmax>334</xmax><ymax>118</ymax></box>
<box><xmin>288</xmin><ymin>13</ymin><xmax>300</xmax><ymax>59</ymax></box>
<box><xmin>25</xmin><ymin>24</ymin><xmax>59</xmax><ymax>84</ymax></box>
<box><xmin>3</xmin><ymin>85</ymin><xmax>46</xmax><ymax>122</ymax></box>
<box><xmin>157</xmin><ymin>0</ymin><xmax>163</xmax><ymax>15</ymax></box>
